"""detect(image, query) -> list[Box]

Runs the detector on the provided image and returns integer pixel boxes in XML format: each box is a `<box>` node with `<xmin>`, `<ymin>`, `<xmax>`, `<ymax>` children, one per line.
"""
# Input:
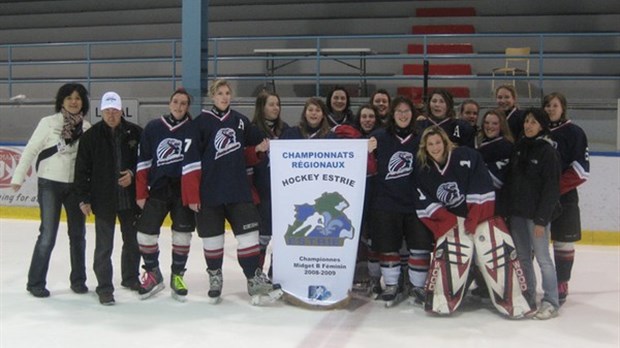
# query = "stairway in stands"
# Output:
<box><xmin>397</xmin><ymin>6</ymin><xmax>476</xmax><ymax>104</ymax></box>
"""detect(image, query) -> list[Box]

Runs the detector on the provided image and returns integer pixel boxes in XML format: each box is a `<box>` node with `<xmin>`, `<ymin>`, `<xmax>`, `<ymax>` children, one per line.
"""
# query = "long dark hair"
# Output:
<box><xmin>55</xmin><ymin>83</ymin><xmax>89</xmax><ymax>115</ymax></box>
<box><xmin>252</xmin><ymin>91</ymin><xmax>286</xmax><ymax>138</ymax></box>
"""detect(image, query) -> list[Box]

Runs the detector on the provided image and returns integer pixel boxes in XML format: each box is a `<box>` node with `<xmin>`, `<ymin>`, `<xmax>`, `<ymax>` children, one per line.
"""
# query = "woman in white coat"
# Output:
<box><xmin>11</xmin><ymin>83</ymin><xmax>91</xmax><ymax>298</ymax></box>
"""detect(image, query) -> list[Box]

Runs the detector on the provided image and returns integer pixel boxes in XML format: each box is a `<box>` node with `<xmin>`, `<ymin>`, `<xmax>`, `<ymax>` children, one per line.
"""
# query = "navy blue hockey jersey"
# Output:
<box><xmin>369</xmin><ymin>128</ymin><xmax>419</xmax><ymax>213</ymax></box>
<box><xmin>477</xmin><ymin>136</ymin><xmax>513</xmax><ymax>189</ymax></box>
<box><xmin>136</xmin><ymin>115</ymin><xmax>192</xmax><ymax>200</ymax></box>
<box><xmin>182</xmin><ymin>108</ymin><xmax>263</xmax><ymax>207</ymax></box>
<box><xmin>549</xmin><ymin>120</ymin><xmax>589</xmax><ymax>194</ymax></box>
<box><xmin>415</xmin><ymin>146</ymin><xmax>495</xmax><ymax>238</ymax></box>
<box><xmin>415</xmin><ymin>117</ymin><xmax>475</xmax><ymax>148</ymax></box>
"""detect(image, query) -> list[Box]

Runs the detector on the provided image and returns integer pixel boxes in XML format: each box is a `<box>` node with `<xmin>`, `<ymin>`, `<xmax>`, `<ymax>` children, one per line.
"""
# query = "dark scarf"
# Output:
<box><xmin>61</xmin><ymin>108</ymin><xmax>84</xmax><ymax>144</ymax></box>
<box><xmin>164</xmin><ymin>113</ymin><xmax>189</xmax><ymax>127</ymax></box>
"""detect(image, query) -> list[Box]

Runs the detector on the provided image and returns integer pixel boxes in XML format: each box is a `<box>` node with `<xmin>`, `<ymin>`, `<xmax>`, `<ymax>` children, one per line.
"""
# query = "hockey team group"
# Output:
<box><xmin>10</xmin><ymin>79</ymin><xmax>589</xmax><ymax>320</ymax></box>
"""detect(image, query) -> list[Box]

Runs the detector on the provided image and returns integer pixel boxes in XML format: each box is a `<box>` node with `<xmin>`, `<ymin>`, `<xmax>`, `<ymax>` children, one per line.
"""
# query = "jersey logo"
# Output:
<box><xmin>214</xmin><ymin>127</ymin><xmax>241</xmax><ymax>159</ymax></box>
<box><xmin>459</xmin><ymin>160</ymin><xmax>471</xmax><ymax>168</ymax></box>
<box><xmin>385</xmin><ymin>151</ymin><xmax>414</xmax><ymax>180</ymax></box>
<box><xmin>238</xmin><ymin>119</ymin><xmax>245</xmax><ymax>130</ymax></box>
<box><xmin>436</xmin><ymin>182</ymin><xmax>465</xmax><ymax>208</ymax></box>
<box><xmin>156</xmin><ymin>138</ymin><xmax>184</xmax><ymax>166</ymax></box>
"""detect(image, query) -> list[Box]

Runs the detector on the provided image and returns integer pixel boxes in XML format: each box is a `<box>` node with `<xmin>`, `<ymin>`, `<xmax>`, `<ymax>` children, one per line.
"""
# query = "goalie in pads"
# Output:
<box><xmin>415</xmin><ymin>126</ymin><xmax>534</xmax><ymax>318</ymax></box>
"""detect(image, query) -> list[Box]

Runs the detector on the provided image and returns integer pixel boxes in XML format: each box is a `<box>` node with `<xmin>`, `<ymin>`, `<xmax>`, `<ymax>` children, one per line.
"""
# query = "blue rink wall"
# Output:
<box><xmin>1</xmin><ymin>148</ymin><xmax>618</xmax><ymax>246</ymax></box>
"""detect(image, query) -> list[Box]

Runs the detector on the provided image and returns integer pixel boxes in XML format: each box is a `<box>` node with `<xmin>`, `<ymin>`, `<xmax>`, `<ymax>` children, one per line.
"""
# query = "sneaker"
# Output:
<box><xmin>558</xmin><ymin>282</ymin><xmax>568</xmax><ymax>305</ymax></box>
<box><xmin>534</xmin><ymin>301</ymin><xmax>559</xmax><ymax>320</ymax></box>
<box><xmin>70</xmin><ymin>283</ymin><xmax>89</xmax><ymax>294</ymax></box>
<box><xmin>408</xmin><ymin>286</ymin><xmax>426</xmax><ymax>305</ymax></box>
<box><xmin>98</xmin><ymin>292</ymin><xmax>115</xmax><ymax>306</ymax></box>
<box><xmin>138</xmin><ymin>267</ymin><xmax>164</xmax><ymax>299</ymax></box>
<box><xmin>121</xmin><ymin>280</ymin><xmax>141</xmax><ymax>292</ymax></box>
<box><xmin>207</xmin><ymin>269</ymin><xmax>223</xmax><ymax>302</ymax></box>
<box><xmin>171</xmin><ymin>270</ymin><xmax>188</xmax><ymax>301</ymax></box>
<box><xmin>27</xmin><ymin>287</ymin><xmax>50</xmax><ymax>298</ymax></box>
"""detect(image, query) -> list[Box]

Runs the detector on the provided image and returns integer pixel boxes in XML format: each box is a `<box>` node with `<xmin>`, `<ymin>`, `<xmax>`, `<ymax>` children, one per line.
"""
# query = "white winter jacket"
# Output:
<box><xmin>11</xmin><ymin>112</ymin><xmax>91</xmax><ymax>185</ymax></box>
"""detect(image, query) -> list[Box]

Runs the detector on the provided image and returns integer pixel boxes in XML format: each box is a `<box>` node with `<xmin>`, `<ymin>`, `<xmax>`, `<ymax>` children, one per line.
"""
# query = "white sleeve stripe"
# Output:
<box><xmin>466</xmin><ymin>191</ymin><xmax>495</xmax><ymax>204</ymax></box>
<box><xmin>489</xmin><ymin>172</ymin><xmax>503</xmax><ymax>189</ymax></box>
<box><xmin>137</xmin><ymin>161</ymin><xmax>152</xmax><ymax>171</ymax></box>
<box><xmin>416</xmin><ymin>202</ymin><xmax>443</xmax><ymax>219</ymax></box>
<box><xmin>571</xmin><ymin>161</ymin><xmax>590</xmax><ymax>179</ymax></box>
<box><xmin>182</xmin><ymin>162</ymin><xmax>201</xmax><ymax>175</ymax></box>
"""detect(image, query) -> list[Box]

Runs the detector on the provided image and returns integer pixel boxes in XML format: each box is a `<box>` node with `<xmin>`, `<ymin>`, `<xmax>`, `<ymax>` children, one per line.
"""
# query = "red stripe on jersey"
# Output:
<box><xmin>560</xmin><ymin>168</ymin><xmax>587</xmax><ymax>195</ymax></box>
<box><xmin>182</xmin><ymin>169</ymin><xmax>201</xmax><ymax>206</ymax></box>
<box><xmin>420</xmin><ymin>206</ymin><xmax>458</xmax><ymax>240</ymax></box>
<box><xmin>135</xmin><ymin>167</ymin><xmax>150</xmax><ymax>200</ymax></box>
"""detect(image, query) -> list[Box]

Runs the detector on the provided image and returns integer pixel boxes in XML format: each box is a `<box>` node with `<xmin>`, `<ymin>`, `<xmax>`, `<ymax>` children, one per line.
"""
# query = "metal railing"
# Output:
<box><xmin>1</xmin><ymin>32</ymin><xmax>619</xmax><ymax>100</ymax></box>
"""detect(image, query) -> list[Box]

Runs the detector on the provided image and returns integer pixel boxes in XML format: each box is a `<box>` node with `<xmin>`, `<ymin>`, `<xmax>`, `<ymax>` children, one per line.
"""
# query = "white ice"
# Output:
<box><xmin>1</xmin><ymin>219</ymin><xmax>618</xmax><ymax>348</ymax></box>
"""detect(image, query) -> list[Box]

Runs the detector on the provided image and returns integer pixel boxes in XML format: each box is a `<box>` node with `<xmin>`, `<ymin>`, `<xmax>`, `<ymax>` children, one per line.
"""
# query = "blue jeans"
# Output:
<box><xmin>27</xmin><ymin>178</ymin><xmax>86</xmax><ymax>290</ymax></box>
<box><xmin>510</xmin><ymin>216</ymin><xmax>559</xmax><ymax>309</ymax></box>
<box><xmin>93</xmin><ymin>210</ymin><xmax>140</xmax><ymax>294</ymax></box>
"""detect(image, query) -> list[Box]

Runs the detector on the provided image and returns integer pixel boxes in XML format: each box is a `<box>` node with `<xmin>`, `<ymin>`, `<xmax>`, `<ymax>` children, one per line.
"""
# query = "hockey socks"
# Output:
<box><xmin>236</xmin><ymin>231</ymin><xmax>261</xmax><ymax>279</ymax></box>
<box><xmin>137</xmin><ymin>232</ymin><xmax>160</xmax><ymax>270</ymax></box>
<box><xmin>553</xmin><ymin>241</ymin><xmax>575</xmax><ymax>283</ymax></box>
<box><xmin>202</xmin><ymin>235</ymin><xmax>225</xmax><ymax>271</ymax></box>
<box><xmin>171</xmin><ymin>231</ymin><xmax>191</xmax><ymax>274</ymax></box>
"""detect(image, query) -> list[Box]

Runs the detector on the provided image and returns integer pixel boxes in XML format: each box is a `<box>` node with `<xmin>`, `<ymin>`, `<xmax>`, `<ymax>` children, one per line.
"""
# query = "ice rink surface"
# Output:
<box><xmin>1</xmin><ymin>219</ymin><xmax>618</xmax><ymax>348</ymax></box>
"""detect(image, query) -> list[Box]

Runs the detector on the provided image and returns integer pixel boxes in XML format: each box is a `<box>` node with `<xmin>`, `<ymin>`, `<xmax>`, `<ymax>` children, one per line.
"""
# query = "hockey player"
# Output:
<box><xmin>415</xmin><ymin>89</ymin><xmax>475</xmax><ymax>148</ymax></box>
<box><xmin>495</xmin><ymin>85</ymin><xmax>527</xmax><ymax>139</ymax></box>
<box><xmin>182</xmin><ymin>80</ymin><xmax>281</xmax><ymax>305</ymax></box>
<box><xmin>458</xmin><ymin>99</ymin><xmax>480</xmax><ymax>130</ymax></box>
<box><xmin>325</xmin><ymin>86</ymin><xmax>355</xmax><ymax>128</ymax></box>
<box><xmin>544</xmin><ymin>92</ymin><xmax>590</xmax><ymax>305</ymax></box>
<box><xmin>415</xmin><ymin>126</ymin><xmax>533</xmax><ymax>318</ymax></box>
<box><xmin>134</xmin><ymin>88</ymin><xmax>196</xmax><ymax>302</ymax></box>
<box><xmin>469</xmin><ymin>109</ymin><xmax>515</xmax><ymax>300</ymax></box>
<box><xmin>332</xmin><ymin>104</ymin><xmax>382</xmax><ymax>296</ymax></box>
<box><xmin>368</xmin><ymin>96</ymin><xmax>434</xmax><ymax>307</ymax></box>
<box><xmin>249</xmin><ymin>91</ymin><xmax>289</xmax><ymax>277</ymax></box>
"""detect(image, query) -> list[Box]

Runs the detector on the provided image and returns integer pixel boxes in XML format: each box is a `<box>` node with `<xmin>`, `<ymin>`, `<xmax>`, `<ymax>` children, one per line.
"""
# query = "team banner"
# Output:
<box><xmin>0</xmin><ymin>146</ymin><xmax>38</xmax><ymax>207</ymax></box>
<box><xmin>270</xmin><ymin>139</ymin><xmax>367</xmax><ymax>307</ymax></box>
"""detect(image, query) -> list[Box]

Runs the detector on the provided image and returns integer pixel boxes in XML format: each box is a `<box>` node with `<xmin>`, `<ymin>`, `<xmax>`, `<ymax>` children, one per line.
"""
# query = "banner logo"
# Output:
<box><xmin>285</xmin><ymin>192</ymin><xmax>354</xmax><ymax>246</ymax></box>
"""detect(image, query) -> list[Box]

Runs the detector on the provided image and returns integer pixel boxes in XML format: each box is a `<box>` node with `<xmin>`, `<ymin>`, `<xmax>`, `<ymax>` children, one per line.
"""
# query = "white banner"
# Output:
<box><xmin>270</xmin><ymin>139</ymin><xmax>368</xmax><ymax>307</ymax></box>
<box><xmin>0</xmin><ymin>146</ymin><xmax>39</xmax><ymax>206</ymax></box>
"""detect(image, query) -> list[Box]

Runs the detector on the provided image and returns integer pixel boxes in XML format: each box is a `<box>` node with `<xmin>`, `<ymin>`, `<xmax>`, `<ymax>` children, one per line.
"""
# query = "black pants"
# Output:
<box><xmin>93</xmin><ymin>209</ymin><xmax>140</xmax><ymax>294</ymax></box>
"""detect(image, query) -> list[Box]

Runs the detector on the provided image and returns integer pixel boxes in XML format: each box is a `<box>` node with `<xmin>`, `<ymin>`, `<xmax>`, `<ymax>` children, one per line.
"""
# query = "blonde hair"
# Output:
<box><xmin>417</xmin><ymin>126</ymin><xmax>454</xmax><ymax>169</ymax></box>
<box><xmin>495</xmin><ymin>84</ymin><xmax>517</xmax><ymax>100</ymax></box>
<box><xmin>209</xmin><ymin>79</ymin><xmax>233</xmax><ymax>97</ymax></box>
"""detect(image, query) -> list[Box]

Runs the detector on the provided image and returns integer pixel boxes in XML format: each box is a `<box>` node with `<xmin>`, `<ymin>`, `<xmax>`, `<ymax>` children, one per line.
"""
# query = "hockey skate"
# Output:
<box><xmin>170</xmin><ymin>270</ymin><xmax>188</xmax><ymax>302</ymax></box>
<box><xmin>247</xmin><ymin>269</ymin><xmax>283</xmax><ymax>306</ymax></box>
<box><xmin>558</xmin><ymin>282</ymin><xmax>568</xmax><ymax>305</ymax></box>
<box><xmin>382</xmin><ymin>284</ymin><xmax>404</xmax><ymax>308</ymax></box>
<box><xmin>138</xmin><ymin>267</ymin><xmax>164</xmax><ymax>300</ymax></box>
<box><xmin>368</xmin><ymin>277</ymin><xmax>383</xmax><ymax>299</ymax></box>
<box><xmin>407</xmin><ymin>286</ymin><xmax>426</xmax><ymax>306</ymax></box>
<box><xmin>206</xmin><ymin>269</ymin><xmax>223</xmax><ymax>304</ymax></box>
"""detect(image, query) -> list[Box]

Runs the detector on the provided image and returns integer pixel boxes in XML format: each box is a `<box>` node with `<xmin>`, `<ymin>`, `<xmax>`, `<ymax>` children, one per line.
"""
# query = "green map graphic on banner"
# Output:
<box><xmin>284</xmin><ymin>192</ymin><xmax>354</xmax><ymax>247</ymax></box>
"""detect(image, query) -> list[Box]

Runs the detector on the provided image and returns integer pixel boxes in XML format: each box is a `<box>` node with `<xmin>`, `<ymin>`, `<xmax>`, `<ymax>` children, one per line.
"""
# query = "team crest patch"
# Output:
<box><xmin>436</xmin><ymin>182</ymin><xmax>465</xmax><ymax>208</ymax></box>
<box><xmin>285</xmin><ymin>192</ymin><xmax>354</xmax><ymax>247</ymax></box>
<box><xmin>156</xmin><ymin>138</ymin><xmax>184</xmax><ymax>165</ymax></box>
<box><xmin>214</xmin><ymin>128</ymin><xmax>241</xmax><ymax>159</ymax></box>
<box><xmin>385</xmin><ymin>151</ymin><xmax>414</xmax><ymax>180</ymax></box>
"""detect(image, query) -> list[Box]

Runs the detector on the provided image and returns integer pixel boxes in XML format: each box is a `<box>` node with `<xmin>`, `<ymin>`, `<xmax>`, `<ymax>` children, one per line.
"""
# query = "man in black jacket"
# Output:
<box><xmin>75</xmin><ymin>91</ymin><xmax>142</xmax><ymax>305</ymax></box>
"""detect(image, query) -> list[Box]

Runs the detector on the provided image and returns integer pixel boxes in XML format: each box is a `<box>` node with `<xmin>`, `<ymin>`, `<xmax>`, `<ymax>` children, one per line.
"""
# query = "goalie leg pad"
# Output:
<box><xmin>473</xmin><ymin>217</ymin><xmax>535</xmax><ymax>318</ymax></box>
<box><xmin>425</xmin><ymin>226</ymin><xmax>474</xmax><ymax>315</ymax></box>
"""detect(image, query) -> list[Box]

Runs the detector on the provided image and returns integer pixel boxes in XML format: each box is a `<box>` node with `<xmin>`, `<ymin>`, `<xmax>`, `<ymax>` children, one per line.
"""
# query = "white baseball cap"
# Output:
<box><xmin>100</xmin><ymin>91</ymin><xmax>122</xmax><ymax>111</ymax></box>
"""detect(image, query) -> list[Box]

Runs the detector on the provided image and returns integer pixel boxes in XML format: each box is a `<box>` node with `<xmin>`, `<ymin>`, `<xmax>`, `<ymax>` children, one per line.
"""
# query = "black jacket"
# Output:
<box><xmin>502</xmin><ymin>135</ymin><xmax>561</xmax><ymax>226</ymax></box>
<box><xmin>75</xmin><ymin>118</ymin><xmax>142</xmax><ymax>217</ymax></box>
